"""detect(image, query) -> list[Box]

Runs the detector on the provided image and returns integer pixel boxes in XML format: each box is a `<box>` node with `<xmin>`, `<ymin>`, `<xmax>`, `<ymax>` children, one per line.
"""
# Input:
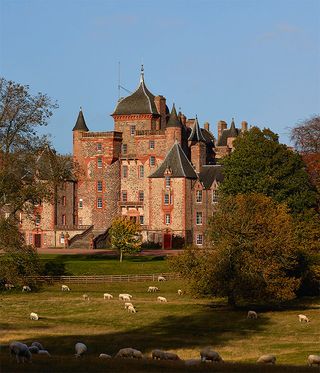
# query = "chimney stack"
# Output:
<box><xmin>204</xmin><ymin>122</ymin><xmax>210</xmax><ymax>131</ymax></box>
<box><xmin>241</xmin><ymin>121</ymin><xmax>248</xmax><ymax>132</ymax></box>
<box><xmin>217</xmin><ymin>120</ymin><xmax>227</xmax><ymax>141</ymax></box>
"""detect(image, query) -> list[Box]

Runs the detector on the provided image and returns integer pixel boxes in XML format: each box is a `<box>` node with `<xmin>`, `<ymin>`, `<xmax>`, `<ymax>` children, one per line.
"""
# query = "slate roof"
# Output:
<box><xmin>217</xmin><ymin>119</ymin><xmax>240</xmax><ymax>146</ymax></box>
<box><xmin>188</xmin><ymin>117</ymin><xmax>206</xmax><ymax>142</ymax></box>
<box><xmin>201</xmin><ymin>128</ymin><xmax>215</xmax><ymax>145</ymax></box>
<box><xmin>112</xmin><ymin>72</ymin><xmax>159</xmax><ymax>116</ymax></box>
<box><xmin>198</xmin><ymin>165</ymin><xmax>224</xmax><ymax>189</ymax></box>
<box><xmin>149</xmin><ymin>141</ymin><xmax>197</xmax><ymax>179</ymax></box>
<box><xmin>72</xmin><ymin>109</ymin><xmax>89</xmax><ymax>131</ymax></box>
<box><xmin>166</xmin><ymin>103</ymin><xmax>181</xmax><ymax>127</ymax></box>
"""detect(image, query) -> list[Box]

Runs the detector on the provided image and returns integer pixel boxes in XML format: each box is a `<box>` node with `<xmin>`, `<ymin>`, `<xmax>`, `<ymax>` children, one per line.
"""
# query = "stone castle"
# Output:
<box><xmin>21</xmin><ymin>68</ymin><xmax>248</xmax><ymax>249</ymax></box>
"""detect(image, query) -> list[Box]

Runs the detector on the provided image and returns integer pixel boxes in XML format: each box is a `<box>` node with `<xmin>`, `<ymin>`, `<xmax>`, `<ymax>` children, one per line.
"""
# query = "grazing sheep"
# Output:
<box><xmin>308</xmin><ymin>354</ymin><xmax>320</xmax><ymax>367</ymax></box>
<box><xmin>164</xmin><ymin>352</ymin><xmax>180</xmax><ymax>361</ymax></box>
<box><xmin>119</xmin><ymin>293</ymin><xmax>133</xmax><ymax>301</ymax></box>
<box><xmin>200</xmin><ymin>347</ymin><xmax>223</xmax><ymax>363</ymax></box>
<box><xmin>257</xmin><ymin>354</ymin><xmax>276</xmax><ymax>364</ymax></box>
<box><xmin>127</xmin><ymin>305</ymin><xmax>137</xmax><ymax>313</ymax></box>
<box><xmin>30</xmin><ymin>312</ymin><xmax>39</xmax><ymax>321</ymax></box>
<box><xmin>31</xmin><ymin>342</ymin><xmax>44</xmax><ymax>350</ymax></box>
<box><xmin>22</xmin><ymin>285</ymin><xmax>31</xmax><ymax>292</ymax></box>
<box><xmin>132</xmin><ymin>349</ymin><xmax>143</xmax><ymax>359</ymax></box>
<box><xmin>38</xmin><ymin>350</ymin><xmax>51</xmax><ymax>357</ymax></box>
<box><xmin>148</xmin><ymin>286</ymin><xmax>159</xmax><ymax>292</ymax></box>
<box><xmin>158</xmin><ymin>276</ymin><xmax>166</xmax><ymax>282</ymax></box>
<box><xmin>103</xmin><ymin>293</ymin><xmax>113</xmax><ymax>300</ymax></box>
<box><xmin>157</xmin><ymin>296</ymin><xmax>167</xmax><ymax>303</ymax></box>
<box><xmin>9</xmin><ymin>342</ymin><xmax>32</xmax><ymax>363</ymax></box>
<box><xmin>75</xmin><ymin>342</ymin><xmax>87</xmax><ymax>358</ymax></box>
<box><xmin>122</xmin><ymin>295</ymin><xmax>132</xmax><ymax>302</ymax></box>
<box><xmin>185</xmin><ymin>359</ymin><xmax>201</xmax><ymax>366</ymax></box>
<box><xmin>61</xmin><ymin>285</ymin><xmax>70</xmax><ymax>291</ymax></box>
<box><xmin>5</xmin><ymin>283</ymin><xmax>14</xmax><ymax>290</ymax></box>
<box><xmin>247</xmin><ymin>310</ymin><xmax>258</xmax><ymax>319</ymax></box>
<box><xmin>124</xmin><ymin>302</ymin><xmax>134</xmax><ymax>309</ymax></box>
<box><xmin>28</xmin><ymin>346</ymin><xmax>39</xmax><ymax>354</ymax></box>
<box><xmin>177</xmin><ymin>289</ymin><xmax>183</xmax><ymax>295</ymax></box>
<box><xmin>298</xmin><ymin>314</ymin><xmax>310</xmax><ymax>323</ymax></box>
<box><xmin>99</xmin><ymin>353</ymin><xmax>112</xmax><ymax>359</ymax></box>
<box><xmin>82</xmin><ymin>294</ymin><xmax>89</xmax><ymax>301</ymax></box>
<box><xmin>115</xmin><ymin>347</ymin><xmax>135</xmax><ymax>358</ymax></box>
<box><xmin>152</xmin><ymin>349</ymin><xmax>166</xmax><ymax>360</ymax></box>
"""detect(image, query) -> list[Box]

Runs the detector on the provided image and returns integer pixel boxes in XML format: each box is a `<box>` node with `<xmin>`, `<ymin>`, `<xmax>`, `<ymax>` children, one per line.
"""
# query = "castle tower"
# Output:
<box><xmin>72</xmin><ymin>108</ymin><xmax>89</xmax><ymax>163</ymax></box>
<box><xmin>165</xmin><ymin>103</ymin><xmax>182</xmax><ymax>152</ymax></box>
<box><xmin>188</xmin><ymin>117</ymin><xmax>206</xmax><ymax>172</ymax></box>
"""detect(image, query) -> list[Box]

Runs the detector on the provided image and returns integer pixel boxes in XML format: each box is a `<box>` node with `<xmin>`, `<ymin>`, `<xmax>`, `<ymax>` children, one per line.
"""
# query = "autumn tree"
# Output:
<box><xmin>291</xmin><ymin>115</ymin><xmax>320</xmax><ymax>196</ymax></box>
<box><xmin>171</xmin><ymin>194</ymin><xmax>308</xmax><ymax>306</ymax></box>
<box><xmin>220</xmin><ymin>127</ymin><xmax>317</xmax><ymax>214</ymax></box>
<box><xmin>109</xmin><ymin>217</ymin><xmax>142</xmax><ymax>262</ymax></box>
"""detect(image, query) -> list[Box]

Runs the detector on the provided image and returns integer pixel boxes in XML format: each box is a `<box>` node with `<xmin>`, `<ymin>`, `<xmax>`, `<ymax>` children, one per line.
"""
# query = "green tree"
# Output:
<box><xmin>220</xmin><ymin>127</ymin><xmax>317</xmax><ymax>214</ymax></box>
<box><xmin>109</xmin><ymin>217</ymin><xmax>142</xmax><ymax>262</ymax></box>
<box><xmin>171</xmin><ymin>194</ymin><xmax>306</xmax><ymax>306</ymax></box>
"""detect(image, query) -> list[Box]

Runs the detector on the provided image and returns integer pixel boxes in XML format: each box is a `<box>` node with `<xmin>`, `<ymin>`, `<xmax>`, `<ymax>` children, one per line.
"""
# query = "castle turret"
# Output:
<box><xmin>188</xmin><ymin>117</ymin><xmax>206</xmax><ymax>173</ymax></box>
<box><xmin>73</xmin><ymin>108</ymin><xmax>89</xmax><ymax>162</ymax></box>
<box><xmin>165</xmin><ymin>103</ymin><xmax>182</xmax><ymax>151</ymax></box>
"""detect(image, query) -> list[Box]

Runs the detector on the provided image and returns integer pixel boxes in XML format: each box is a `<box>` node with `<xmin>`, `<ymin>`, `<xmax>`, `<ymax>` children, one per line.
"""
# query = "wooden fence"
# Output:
<box><xmin>29</xmin><ymin>272</ymin><xmax>180</xmax><ymax>284</ymax></box>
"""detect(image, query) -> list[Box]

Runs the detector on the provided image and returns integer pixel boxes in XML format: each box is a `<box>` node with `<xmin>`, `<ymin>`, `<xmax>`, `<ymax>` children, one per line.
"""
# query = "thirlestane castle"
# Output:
<box><xmin>20</xmin><ymin>68</ymin><xmax>249</xmax><ymax>249</ymax></box>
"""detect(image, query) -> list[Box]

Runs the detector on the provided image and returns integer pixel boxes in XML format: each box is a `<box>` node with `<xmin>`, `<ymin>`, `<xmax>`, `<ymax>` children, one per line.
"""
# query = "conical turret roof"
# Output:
<box><xmin>72</xmin><ymin>109</ymin><xmax>89</xmax><ymax>131</ymax></box>
<box><xmin>166</xmin><ymin>103</ymin><xmax>181</xmax><ymax>127</ymax></box>
<box><xmin>188</xmin><ymin>117</ymin><xmax>206</xmax><ymax>143</ymax></box>
<box><xmin>229</xmin><ymin>118</ymin><xmax>238</xmax><ymax>137</ymax></box>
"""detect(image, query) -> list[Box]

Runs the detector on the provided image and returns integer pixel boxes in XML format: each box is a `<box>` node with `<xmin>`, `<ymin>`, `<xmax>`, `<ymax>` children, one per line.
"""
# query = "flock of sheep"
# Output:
<box><xmin>5</xmin><ymin>277</ymin><xmax>320</xmax><ymax>368</ymax></box>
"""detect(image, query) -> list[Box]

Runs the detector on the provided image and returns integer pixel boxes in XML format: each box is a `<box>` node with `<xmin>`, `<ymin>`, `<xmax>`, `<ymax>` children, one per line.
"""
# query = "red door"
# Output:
<box><xmin>34</xmin><ymin>234</ymin><xmax>41</xmax><ymax>248</ymax></box>
<box><xmin>163</xmin><ymin>234</ymin><xmax>172</xmax><ymax>249</ymax></box>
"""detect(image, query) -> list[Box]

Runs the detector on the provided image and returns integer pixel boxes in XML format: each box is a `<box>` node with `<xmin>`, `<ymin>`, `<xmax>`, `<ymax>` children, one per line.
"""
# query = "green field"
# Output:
<box><xmin>1</xmin><ymin>279</ymin><xmax>319</xmax><ymax>372</ymax></box>
<box><xmin>40</xmin><ymin>254</ymin><xmax>169</xmax><ymax>275</ymax></box>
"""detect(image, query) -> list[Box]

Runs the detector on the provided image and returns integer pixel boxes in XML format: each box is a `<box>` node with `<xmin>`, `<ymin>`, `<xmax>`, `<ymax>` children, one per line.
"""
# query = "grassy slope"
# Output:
<box><xmin>1</xmin><ymin>280</ymin><xmax>319</xmax><ymax>372</ymax></box>
<box><xmin>40</xmin><ymin>254</ymin><xmax>169</xmax><ymax>275</ymax></box>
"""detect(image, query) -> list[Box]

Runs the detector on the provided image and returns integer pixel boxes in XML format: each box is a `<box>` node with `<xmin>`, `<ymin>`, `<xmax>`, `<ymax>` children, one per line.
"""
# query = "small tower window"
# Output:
<box><xmin>122</xmin><ymin>144</ymin><xmax>127</xmax><ymax>154</ymax></box>
<box><xmin>212</xmin><ymin>190</ymin><xmax>219</xmax><ymax>203</ymax></box>
<box><xmin>97</xmin><ymin>198</ymin><xmax>103</xmax><ymax>208</ymax></box>
<box><xmin>97</xmin><ymin>158</ymin><xmax>103</xmax><ymax>168</ymax></box>
<box><xmin>130</xmin><ymin>125</ymin><xmax>136</xmax><ymax>136</ymax></box>
<box><xmin>121</xmin><ymin>191</ymin><xmax>127</xmax><ymax>202</ymax></box>
<box><xmin>139</xmin><ymin>191</ymin><xmax>144</xmax><ymax>202</ymax></box>
<box><xmin>97</xmin><ymin>143</ymin><xmax>102</xmax><ymax>151</ymax></box>
<box><xmin>139</xmin><ymin>165</ymin><xmax>144</xmax><ymax>178</ymax></box>
<box><xmin>139</xmin><ymin>215</ymin><xmax>144</xmax><ymax>225</ymax></box>
<box><xmin>97</xmin><ymin>181</ymin><xmax>103</xmax><ymax>192</ymax></box>
<box><xmin>196</xmin><ymin>212</ymin><xmax>203</xmax><ymax>225</ymax></box>
<box><xmin>149</xmin><ymin>140</ymin><xmax>155</xmax><ymax>149</ymax></box>
<box><xmin>79</xmin><ymin>199</ymin><xmax>83</xmax><ymax>208</ymax></box>
<box><xmin>196</xmin><ymin>190</ymin><xmax>202</xmax><ymax>203</ymax></box>
<box><xmin>165</xmin><ymin>176</ymin><xmax>171</xmax><ymax>188</ymax></box>
<box><xmin>150</xmin><ymin>156</ymin><xmax>155</xmax><ymax>166</ymax></box>
<box><xmin>122</xmin><ymin>165</ymin><xmax>128</xmax><ymax>178</ymax></box>
<box><xmin>165</xmin><ymin>214</ymin><xmax>171</xmax><ymax>225</ymax></box>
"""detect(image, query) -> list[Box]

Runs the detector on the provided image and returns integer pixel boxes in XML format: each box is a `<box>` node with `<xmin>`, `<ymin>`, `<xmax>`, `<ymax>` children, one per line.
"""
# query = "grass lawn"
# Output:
<box><xmin>1</xmin><ymin>280</ymin><xmax>319</xmax><ymax>372</ymax></box>
<box><xmin>39</xmin><ymin>254</ymin><xmax>169</xmax><ymax>275</ymax></box>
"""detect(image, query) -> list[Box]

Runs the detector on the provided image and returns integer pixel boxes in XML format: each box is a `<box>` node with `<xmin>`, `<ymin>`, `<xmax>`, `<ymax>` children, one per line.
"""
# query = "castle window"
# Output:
<box><xmin>122</xmin><ymin>144</ymin><xmax>127</xmax><ymax>154</ymax></box>
<box><xmin>196</xmin><ymin>190</ymin><xmax>202</xmax><ymax>203</ymax></box>
<box><xmin>97</xmin><ymin>143</ymin><xmax>102</xmax><ymax>151</ymax></box>
<box><xmin>212</xmin><ymin>189</ymin><xmax>219</xmax><ymax>203</ymax></box>
<box><xmin>62</xmin><ymin>196</ymin><xmax>66</xmax><ymax>206</ymax></box>
<box><xmin>121</xmin><ymin>191</ymin><xmax>127</xmax><ymax>202</ymax></box>
<box><xmin>97</xmin><ymin>158</ymin><xmax>103</xmax><ymax>168</ymax></box>
<box><xmin>165</xmin><ymin>214</ymin><xmax>171</xmax><ymax>225</ymax></box>
<box><xmin>164</xmin><ymin>193</ymin><xmax>170</xmax><ymax>205</ymax></box>
<box><xmin>130</xmin><ymin>125</ymin><xmax>136</xmax><ymax>136</ymax></box>
<box><xmin>139</xmin><ymin>215</ymin><xmax>144</xmax><ymax>225</ymax></box>
<box><xmin>149</xmin><ymin>140</ymin><xmax>155</xmax><ymax>149</ymax></box>
<box><xmin>122</xmin><ymin>165</ymin><xmax>128</xmax><ymax>178</ymax></box>
<box><xmin>139</xmin><ymin>191</ymin><xmax>144</xmax><ymax>202</ymax></box>
<box><xmin>196</xmin><ymin>212</ymin><xmax>203</xmax><ymax>225</ymax></box>
<box><xmin>60</xmin><ymin>233</ymin><xmax>65</xmax><ymax>244</ymax></box>
<box><xmin>165</xmin><ymin>176</ymin><xmax>171</xmax><ymax>188</ymax></box>
<box><xmin>196</xmin><ymin>234</ymin><xmax>203</xmax><ymax>246</ymax></box>
<box><xmin>139</xmin><ymin>165</ymin><xmax>144</xmax><ymax>178</ymax></box>
<box><xmin>150</xmin><ymin>156</ymin><xmax>155</xmax><ymax>166</ymax></box>
<box><xmin>97</xmin><ymin>197</ymin><xmax>103</xmax><ymax>208</ymax></box>
<box><xmin>79</xmin><ymin>199</ymin><xmax>83</xmax><ymax>208</ymax></box>
<box><xmin>35</xmin><ymin>215</ymin><xmax>41</xmax><ymax>226</ymax></box>
<box><xmin>62</xmin><ymin>214</ymin><xmax>66</xmax><ymax>225</ymax></box>
<box><xmin>97</xmin><ymin>181</ymin><xmax>103</xmax><ymax>192</ymax></box>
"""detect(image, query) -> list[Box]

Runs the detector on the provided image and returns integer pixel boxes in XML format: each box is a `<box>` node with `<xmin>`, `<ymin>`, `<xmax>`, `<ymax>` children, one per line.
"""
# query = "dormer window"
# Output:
<box><xmin>196</xmin><ymin>190</ymin><xmax>202</xmax><ymax>203</ymax></box>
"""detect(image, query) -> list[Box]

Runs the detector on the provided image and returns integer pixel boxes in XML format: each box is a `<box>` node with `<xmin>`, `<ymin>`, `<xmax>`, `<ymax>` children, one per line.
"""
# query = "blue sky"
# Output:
<box><xmin>1</xmin><ymin>0</ymin><xmax>319</xmax><ymax>154</ymax></box>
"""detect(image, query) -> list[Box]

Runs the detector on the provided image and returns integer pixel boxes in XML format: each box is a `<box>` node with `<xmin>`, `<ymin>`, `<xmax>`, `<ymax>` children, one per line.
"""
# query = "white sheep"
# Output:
<box><xmin>200</xmin><ymin>347</ymin><xmax>223</xmax><ymax>363</ymax></box>
<box><xmin>103</xmin><ymin>293</ymin><xmax>113</xmax><ymax>300</ymax></box>
<box><xmin>28</xmin><ymin>345</ymin><xmax>39</xmax><ymax>354</ymax></box>
<box><xmin>122</xmin><ymin>295</ymin><xmax>132</xmax><ymax>302</ymax></box>
<box><xmin>148</xmin><ymin>286</ymin><xmax>159</xmax><ymax>292</ymax></box>
<box><xmin>61</xmin><ymin>285</ymin><xmax>70</xmax><ymax>291</ymax></box>
<box><xmin>298</xmin><ymin>314</ymin><xmax>310</xmax><ymax>323</ymax></box>
<box><xmin>119</xmin><ymin>293</ymin><xmax>133</xmax><ymax>300</ymax></box>
<box><xmin>158</xmin><ymin>276</ymin><xmax>166</xmax><ymax>282</ymax></box>
<box><xmin>308</xmin><ymin>354</ymin><xmax>320</xmax><ymax>367</ymax></box>
<box><xmin>99</xmin><ymin>353</ymin><xmax>112</xmax><ymax>359</ymax></box>
<box><xmin>152</xmin><ymin>349</ymin><xmax>166</xmax><ymax>360</ymax></box>
<box><xmin>157</xmin><ymin>296</ymin><xmax>167</xmax><ymax>303</ymax></box>
<box><xmin>177</xmin><ymin>289</ymin><xmax>183</xmax><ymax>295</ymax></box>
<box><xmin>31</xmin><ymin>342</ymin><xmax>44</xmax><ymax>350</ymax></box>
<box><xmin>257</xmin><ymin>354</ymin><xmax>276</xmax><ymax>364</ymax></box>
<box><xmin>22</xmin><ymin>285</ymin><xmax>31</xmax><ymax>292</ymax></box>
<box><xmin>5</xmin><ymin>283</ymin><xmax>14</xmax><ymax>290</ymax></box>
<box><xmin>75</xmin><ymin>342</ymin><xmax>87</xmax><ymax>358</ymax></box>
<box><xmin>127</xmin><ymin>305</ymin><xmax>137</xmax><ymax>313</ymax></box>
<box><xmin>38</xmin><ymin>350</ymin><xmax>51</xmax><ymax>357</ymax></box>
<box><xmin>9</xmin><ymin>341</ymin><xmax>32</xmax><ymax>363</ymax></box>
<box><xmin>247</xmin><ymin>310</ymin><xmax>258</xmax><ymax>319</ymax></box>
<box><xmin>115</xmin><ymin>347</ymin><xmax>135</xmax><ymax>358</ymax></box>
<box><xmin>124</xmin><ymin>302</ymin><xmax>134</xmax><ymax>309</ymax></box>
<box><xmin>82</xmin><ymin>294</ymin><xmax>89</xmax><ymax>301</ymax></box>
<box><xmin>30</xmin><ymin>312</ymin><xmax>39</xmax><ymax>321</ymax></box>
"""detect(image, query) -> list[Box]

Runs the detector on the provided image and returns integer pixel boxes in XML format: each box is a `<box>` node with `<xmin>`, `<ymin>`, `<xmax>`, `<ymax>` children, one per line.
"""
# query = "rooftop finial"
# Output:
<box><xmin>140</xmin><ymin>64</ymin><xmax>144</xmax><ymax>83</ymax></box>
<box><xmin>80</xmin><ymin>106</ymin><xmax>82</xmax><ymax>111</ymax></box>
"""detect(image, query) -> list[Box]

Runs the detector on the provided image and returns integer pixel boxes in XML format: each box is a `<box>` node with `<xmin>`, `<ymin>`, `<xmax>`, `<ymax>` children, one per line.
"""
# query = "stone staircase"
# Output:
<box><xmin>69</xmin><ymin>227</ymin><xmax>109</xmax><ymax>249</ymax></box>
